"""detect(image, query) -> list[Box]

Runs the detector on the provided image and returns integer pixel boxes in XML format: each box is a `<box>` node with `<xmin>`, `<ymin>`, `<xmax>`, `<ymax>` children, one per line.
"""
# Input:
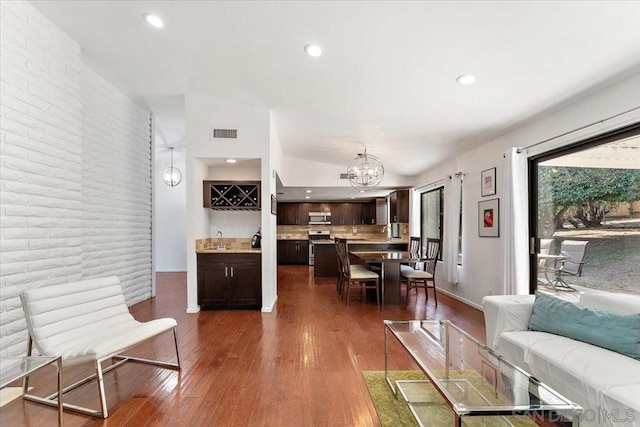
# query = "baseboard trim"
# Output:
<box><xmin>436</xmin><ymin>288</ymin><xmax>483</xmax><ymax>311</ymax></box>
<box><xmin>261</xmin><ymin>295</ymin><xmax>278</xmax><ymax>313</ymax></box>
<box><xmin>186</xmin><ymin>305</ymin><xmax>200</xmax><ymax>314</ymax></box>
<box><xmin>156</xmin><ymin>269</ymin><xmax>187</xmax><ymax>273</ymax></box>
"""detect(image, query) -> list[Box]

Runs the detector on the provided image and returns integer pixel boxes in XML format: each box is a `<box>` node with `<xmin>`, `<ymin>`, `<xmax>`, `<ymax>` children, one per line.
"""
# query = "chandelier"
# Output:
<box><xmin>346</xmin><ymin>148</ymin><xmax>384</xmax><ymax>191</ymax></box>
<box><xmin>162</xmin><ymin>147</ymin><xmax>182</xmax><ymax>187</ymax></box>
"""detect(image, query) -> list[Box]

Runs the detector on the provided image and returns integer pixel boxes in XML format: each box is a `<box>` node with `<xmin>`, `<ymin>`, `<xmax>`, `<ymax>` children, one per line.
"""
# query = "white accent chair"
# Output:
<box><xmin>20</xmin><ymin>276</ymin><xmax>180</xmax><ymax>418</ymax></box>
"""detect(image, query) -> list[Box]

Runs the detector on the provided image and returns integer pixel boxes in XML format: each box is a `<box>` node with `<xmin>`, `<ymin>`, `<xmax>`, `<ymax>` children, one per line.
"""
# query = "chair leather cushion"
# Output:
<box><xmin>21</xmin><ymin>276</ymin><xmax>177</xmax><ymax>366</ymax></box>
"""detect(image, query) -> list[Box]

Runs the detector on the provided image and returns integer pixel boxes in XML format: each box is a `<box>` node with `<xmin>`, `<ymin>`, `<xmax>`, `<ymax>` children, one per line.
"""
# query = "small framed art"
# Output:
<box><xmin>481</xmin><ymin>167</ymin><xmax>496</xmax><ymax>197</ymax></box>
<box><xmin>478</xmin><ymin>198</ymin><xmax>499</xmax><ymax>237</ymax></box>
<box><xmin>271</xmin><ymin>194</ymin><xmax>277</xmax><ymax>215</ymax></box>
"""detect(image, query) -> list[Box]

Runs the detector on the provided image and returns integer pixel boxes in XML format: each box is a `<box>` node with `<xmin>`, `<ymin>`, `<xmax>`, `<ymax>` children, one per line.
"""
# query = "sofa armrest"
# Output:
<box><xmin>482</xmin><ymin>294</ymin><xmax>535</xmax><ymax>350</ymax></box>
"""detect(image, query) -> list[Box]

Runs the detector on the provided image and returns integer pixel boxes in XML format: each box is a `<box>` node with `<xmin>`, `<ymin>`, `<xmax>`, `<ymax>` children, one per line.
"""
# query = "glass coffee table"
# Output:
<box><xmin>0</xmin><ymin>356</ymin><xmax>63</xmax><ymax>426</ymax></box>
<box><xmin>384</xmin><ymin>320</ymin><xmax>583</xmax><ymax>426</ymax></box>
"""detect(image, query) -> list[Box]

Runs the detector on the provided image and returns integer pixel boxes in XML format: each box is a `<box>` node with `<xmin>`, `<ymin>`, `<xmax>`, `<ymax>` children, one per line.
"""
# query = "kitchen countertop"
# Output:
<box><xmin>197</xmin><ymin>248</ymin><xmax>262</xmax><ymax>254</ymax></box>
<box><xmin>277</xmin><ymin>237</ymin><xmax>309</xmax><ymax>241</ymax></box>
<box><xmin>312</xmin><ymin>239</ymin><xmax>408</xmax><ymax>245</ymax></box>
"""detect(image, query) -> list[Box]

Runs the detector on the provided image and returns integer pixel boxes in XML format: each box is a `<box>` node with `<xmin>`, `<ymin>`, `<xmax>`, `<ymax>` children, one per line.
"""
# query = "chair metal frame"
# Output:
<box><xmin>22</xmin><ymin>329</ymin><xmax>180</xmax><ymax>419</ymax></box>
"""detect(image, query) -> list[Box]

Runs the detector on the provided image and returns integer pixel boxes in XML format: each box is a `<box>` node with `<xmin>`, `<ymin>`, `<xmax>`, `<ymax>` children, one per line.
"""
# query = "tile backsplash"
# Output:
<box><xmin>277</xmin><ymin>224</ymin><xmax>409</xmax><ymax>240</ymax></box>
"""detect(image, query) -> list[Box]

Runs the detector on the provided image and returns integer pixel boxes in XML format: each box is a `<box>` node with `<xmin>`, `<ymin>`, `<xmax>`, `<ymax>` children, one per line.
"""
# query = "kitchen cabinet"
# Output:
<box><xmin>203</xmin><ymin>181</ymin><xmax>261</xmax><ymax>210</ymax></box>
<box><xmin>361</xmin><ymin>201</ymin><xmax>377</xmax><ymax>225</ymax></box>
<box><xmin>277</xmin><ymin>240</ymin><xmax>309</xmax><ymax>265</ymax></box>
<box><xmin>389</xmin><ymin>189</ymin><xmax>409</xmax><ymax>223</ymax></box>
<box><xmin>331</xmin><ymin>202</ymin><xmax>374</xmax><ymax>225</ymax></box>
<box><xmin>197</xmin><ymin>253</ymin><xmax>261</xmax><ymax>309</ymax></box>
<box><xmin>309</xmin><ymin>203</ymin><xmax>331</xmax><ymax>213</ymax></box>
<box><xmin>277</xmin><ymin>203</ymin><xmax>309</xmax><ymax>225</ymax></box>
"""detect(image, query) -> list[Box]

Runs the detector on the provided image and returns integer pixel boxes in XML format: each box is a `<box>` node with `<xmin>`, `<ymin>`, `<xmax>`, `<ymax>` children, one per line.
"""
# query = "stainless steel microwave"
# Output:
<box><xmin>309</xmin><ymin>212</ymin><xmax>332</xmax><ymax>225</ymax></box>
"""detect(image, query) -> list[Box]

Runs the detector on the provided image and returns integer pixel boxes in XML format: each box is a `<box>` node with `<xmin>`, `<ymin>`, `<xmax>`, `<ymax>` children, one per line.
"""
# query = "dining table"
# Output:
<box><xmin>349</xmin><ymin>250</ymin><xmax>419</xmax><ymax>304</ymax></box>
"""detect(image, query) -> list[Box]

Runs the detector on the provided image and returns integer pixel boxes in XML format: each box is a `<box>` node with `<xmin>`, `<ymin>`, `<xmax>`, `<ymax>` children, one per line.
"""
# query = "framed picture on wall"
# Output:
<box><xmin>478</xmin><ymin>198</ymin><xmax>499</xmax><ymax>237</ymax></box>
<box><xmin>481</xmin><ymin>167</ymin><xmax>496</xmax><ymax>197</ymax></box>
<box><xmin>271</xmin><ymin>194</ymin><xmax>277</xmax><ymax>215</ymax></box>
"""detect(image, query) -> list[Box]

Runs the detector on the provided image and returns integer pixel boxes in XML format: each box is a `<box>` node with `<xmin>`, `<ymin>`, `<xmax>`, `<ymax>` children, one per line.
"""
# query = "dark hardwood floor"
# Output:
<box><xmin>1</xmin><ymin>266</ymin><xmax>485</xmax><ymax>426</ymax></box>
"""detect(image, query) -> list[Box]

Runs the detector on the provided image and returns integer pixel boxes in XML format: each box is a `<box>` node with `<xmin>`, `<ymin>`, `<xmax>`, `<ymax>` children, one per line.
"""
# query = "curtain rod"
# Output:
<box><xmin>515</xmin><ymin>106</ymin><xmax>640</xmax><ymax>154</ymax></box>
<box><xmin>414</xmin><ymin>171</ymin><xmax>464</xmax><ymax>191</ymax></box>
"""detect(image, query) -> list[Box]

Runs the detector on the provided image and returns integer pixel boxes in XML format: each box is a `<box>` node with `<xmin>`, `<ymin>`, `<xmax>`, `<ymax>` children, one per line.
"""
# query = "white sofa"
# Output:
<box><xmin>483</xmin><ymin>291</ymin><xmax>640</xmax><ymax>427</ymax></box>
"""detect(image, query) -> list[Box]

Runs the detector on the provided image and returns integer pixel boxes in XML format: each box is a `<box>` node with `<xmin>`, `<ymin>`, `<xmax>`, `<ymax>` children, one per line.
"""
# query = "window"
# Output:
<box><xmin>529</xmin><ymin>125</ymin><xmax>640</xmax><ymax>295</ymax></box>
<box><xmin>420</xmin><ymin>187</ymin><xmax>443</xmax><ymax>259</ymax></box>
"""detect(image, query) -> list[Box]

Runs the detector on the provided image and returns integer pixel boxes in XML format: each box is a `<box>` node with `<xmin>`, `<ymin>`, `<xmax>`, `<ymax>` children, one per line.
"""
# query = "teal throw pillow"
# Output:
<box><xmin>528</xmin><ymin>291</ymin><xmax>640</xmax><ymax>360</ymax></box>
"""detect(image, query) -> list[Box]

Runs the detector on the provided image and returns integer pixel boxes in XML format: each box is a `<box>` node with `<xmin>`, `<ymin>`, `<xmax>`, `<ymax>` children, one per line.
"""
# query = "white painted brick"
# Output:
<box><xmin>0</xmin><ymin>1</ymin><xmax>152</xmax><ymax>356</ymax></box>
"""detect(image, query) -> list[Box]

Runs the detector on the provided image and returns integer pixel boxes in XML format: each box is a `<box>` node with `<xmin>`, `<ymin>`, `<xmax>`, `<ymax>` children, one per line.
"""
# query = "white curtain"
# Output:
<box><xmin>501</xmin><ymin>148</ymin><xmax>529</xmax><ymax>295</ymax></box>
<box><xmin>443</xmin><ymin>174</ymin><xmax>461</xmax><ymax>284</ymax></box>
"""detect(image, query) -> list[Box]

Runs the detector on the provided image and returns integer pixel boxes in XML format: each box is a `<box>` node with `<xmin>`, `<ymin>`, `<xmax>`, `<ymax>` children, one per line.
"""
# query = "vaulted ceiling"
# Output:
<box><xmin>30</xmin><ymin>1</ymin><xmax>640</xmax><ymax>177</ymax></box>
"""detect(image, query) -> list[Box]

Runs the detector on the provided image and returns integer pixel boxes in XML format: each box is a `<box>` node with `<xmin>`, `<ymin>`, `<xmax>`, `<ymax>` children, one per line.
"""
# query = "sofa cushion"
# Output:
<box><xmin>579</xmin><ymin>292</ymin><xmax>640</xmax><ymax>314</ymax></box>
<box><xmin>529</xmin><ymin>292</ymin><xmax>640</xmax><ymax>360</ymax></box>
<box><xmin>498</xmin><ymin>330</ymin><xmax>640</xmax><ymax>424</ymax></box>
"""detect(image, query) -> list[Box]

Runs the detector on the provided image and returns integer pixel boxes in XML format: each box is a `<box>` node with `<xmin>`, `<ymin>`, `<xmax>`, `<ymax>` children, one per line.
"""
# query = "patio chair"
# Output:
<box><xmin>557</xmin><ymin>240</ymin><xmax>589</xmax><ymax>276</ymax></box>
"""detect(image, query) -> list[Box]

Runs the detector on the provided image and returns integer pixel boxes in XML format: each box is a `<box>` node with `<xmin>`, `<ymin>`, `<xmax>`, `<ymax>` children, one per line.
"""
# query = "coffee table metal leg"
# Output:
<box><xmin>383</xmin><ymin>322</ymin><xmax>397</xmax><ymax>397</ymax></box>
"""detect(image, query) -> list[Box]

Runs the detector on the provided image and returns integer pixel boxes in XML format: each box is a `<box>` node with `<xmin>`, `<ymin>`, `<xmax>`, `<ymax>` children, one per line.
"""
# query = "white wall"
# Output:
<box><xmin>411</xmin><ymin>72</ymin><xmax>640</xmax><ymax>309</ymax></box>
<box><xmin>185</xmin><ymin>94</ymin><xmax>277</xmax><ymax>313</ymax></box>
<box><xmin>154</xmin><ymin>148</ymin><xmax>186</xmax><ymax>272</ymax></box>
<box><xmin>0</xmin><ymin>1</ymin><xmax>152</xmax><ymax>356</ymax></box>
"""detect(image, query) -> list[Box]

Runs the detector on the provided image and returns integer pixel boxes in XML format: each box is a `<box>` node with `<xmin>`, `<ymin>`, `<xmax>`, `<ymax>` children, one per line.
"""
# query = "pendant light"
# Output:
<box><xmin>162</xmin><ymin>147</ymin><xmax>182</xmax><ymax>187</ymax></box>
<box><xmin>346</xmin><ymin>147</ymin><xmax>384</xmax><ymax>192</ymax></box>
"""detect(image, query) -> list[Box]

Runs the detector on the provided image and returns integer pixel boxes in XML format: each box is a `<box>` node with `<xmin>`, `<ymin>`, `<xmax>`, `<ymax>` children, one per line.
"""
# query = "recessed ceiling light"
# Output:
<box><xmin>304</xmin><ymin>44</ymin><xmax>323</xmax><ymax>57</ymax></box>
<box><xmin>350</xmin><ymin>197</ymin><xmax>355</xmax><ymax>199</ymax></box>
<box><xmin>225</xmin><ymin>159</ymin><xmax>237</xmax><ymax>163</ymax></box>
<box><xmin>144</xmin><ymin>14</ymin><xmax>164</xmax><ymax>28</ymax></box>
<box><xmin>456</xmin><ymin>74</ymin><xmax>476</xmax><ymax>85</ymax></box>
<box><xmin>305</xmin><ymin>196</ymin><xmax>310</xmax><ymax>199</ymax></box>
<box><xmin>306</xmin><ymin>190</ymin><xmax>312</xmax><ymax>193</ymax></box>
<box><xmin>359</xmin><ymin>190</ymin><xmax>365</xmax><ymax>193</ymax></box>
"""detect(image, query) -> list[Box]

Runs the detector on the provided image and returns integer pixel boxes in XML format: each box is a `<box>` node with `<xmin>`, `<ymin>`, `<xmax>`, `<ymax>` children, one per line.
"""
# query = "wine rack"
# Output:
<box><xmin>203</xmin><ymin>181</ymin><xmax>261</xmax><ymax>210</ymax></box>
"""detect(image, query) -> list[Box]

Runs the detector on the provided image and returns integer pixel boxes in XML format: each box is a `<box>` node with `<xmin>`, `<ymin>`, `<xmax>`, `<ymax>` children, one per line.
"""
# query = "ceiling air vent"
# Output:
<box><xmin>212</xmin><ymin>128</ymin><xmax>238</xmax><ymax>139</ymax></box>
<box><xmin>340</xmin><ymin>173</ymin><xmax>353</xmax><ymax>179</ymax></box>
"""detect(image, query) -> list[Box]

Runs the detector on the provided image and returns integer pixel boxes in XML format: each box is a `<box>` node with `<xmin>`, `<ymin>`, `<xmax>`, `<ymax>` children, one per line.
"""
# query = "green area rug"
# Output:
<box><xmin>363</xmin><ymin>371</ymin><xmax>537</xmax><ymax>427</ymax></box>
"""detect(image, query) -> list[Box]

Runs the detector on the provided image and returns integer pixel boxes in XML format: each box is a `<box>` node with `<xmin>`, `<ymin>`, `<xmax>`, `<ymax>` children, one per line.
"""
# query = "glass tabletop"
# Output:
<box><xmin>0</xmin><ymin>356</ymin><xmax>60</xmax><ymax>389</ymax></box>
<box><xmin>384</xmin><ymin>320</ymin><xmax>580</xmax><ymax>415</ymax></box>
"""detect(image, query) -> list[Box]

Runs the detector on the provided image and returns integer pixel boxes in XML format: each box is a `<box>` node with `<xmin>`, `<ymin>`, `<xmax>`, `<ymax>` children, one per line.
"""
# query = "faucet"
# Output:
<box><xmin>381</xmin><ymin>225</ymin><xmax>391</xmax><ymax>242</ymax></box>
<box><xmin>216</xmin><ymin>231</ymin><xmax>225</xmax><ymax>249</ymax></box>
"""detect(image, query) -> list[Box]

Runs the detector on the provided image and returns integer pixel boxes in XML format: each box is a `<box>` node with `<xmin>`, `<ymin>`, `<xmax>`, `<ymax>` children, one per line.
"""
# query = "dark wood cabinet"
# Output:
<box><xmin>277</xmin><ymin>240</ymin><xmax>309</xmax><ymax>265</ymax></box>
<box><xmin>389</xmin><ymin>190</ymin><xmax>409</xmax><ymax>223</ymax></box>
<box><xmin>309</xmin><ymin>203</ymin><xmax>331</xmax><ymax>213</ymax></box>
<box><xmin>203</xmin><ymin>181</ymin><xmax>261</xmax><ymax>210</ymax></box>
<box><xmin>330</xmin><ymin>202</ymin><xmax>374</xmax><ymax>225</ymax></box>
<box><xmin>197</xmin><ymin>253</ymin><xmax>261</xmax><ymax>309</ymax></box>
<box><xmin>277</xmin><ymin>203</ymin><xmax>309</xmax><ymax>225</ymax></box>
<box><xmin>361</xmin><ymin>201</ymin><xmax>376</xmax><ymax>225</ymax></box>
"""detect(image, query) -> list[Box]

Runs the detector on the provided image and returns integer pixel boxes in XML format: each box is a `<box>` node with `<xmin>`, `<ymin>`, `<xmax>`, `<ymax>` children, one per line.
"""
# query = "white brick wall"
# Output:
<box><xmin>0</xmin><ymin>1</ymin><xmax>152</xmax><ymax>356</ymax></box>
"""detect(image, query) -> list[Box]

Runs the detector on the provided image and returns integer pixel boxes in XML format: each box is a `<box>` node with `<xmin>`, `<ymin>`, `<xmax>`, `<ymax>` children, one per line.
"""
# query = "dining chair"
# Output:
<box><xmin>335</xmin><ymin>237</ymin><xmax>344</xmax><ymax>293</ymax></box>
<box><xmin>338</xmin><ymin>238</ymin><xmax>381</xmax><ymax>307</ymax></box>
<box><xmin>401</xmin><ymin>238</ymin><xmax>441</xmax><ymax>306</ymax></box>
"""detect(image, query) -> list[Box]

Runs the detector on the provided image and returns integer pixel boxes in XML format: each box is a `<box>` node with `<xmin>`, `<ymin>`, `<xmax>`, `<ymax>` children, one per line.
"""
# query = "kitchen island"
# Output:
<box><xmin>313</xmin><ymin>239</ymin><xmax>408</xmax><ymax>278</ymax></box>
<box><xmin>196</xmin><ymin>238</ymin><xmax>261</xmax><ymax>310</ymax></box>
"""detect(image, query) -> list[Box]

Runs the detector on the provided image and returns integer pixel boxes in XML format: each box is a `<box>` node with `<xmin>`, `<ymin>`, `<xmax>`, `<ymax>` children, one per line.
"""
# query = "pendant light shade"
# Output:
<box><xmin>346</xmin><ymin>148</ymin><xmax>384</xmax><ymax>192</ymax></box>
<box><xmin>162</xmin><ymin>147</ymin><xmax>182</xmax><ymax>187</ymax></box>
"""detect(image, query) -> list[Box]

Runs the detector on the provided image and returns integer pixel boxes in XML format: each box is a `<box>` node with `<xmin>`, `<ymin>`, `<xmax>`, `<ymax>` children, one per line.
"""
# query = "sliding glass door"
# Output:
<box><xmin>529</xmin><ymin>125</ymin><xmax>640</xmax><ymax>294</ymax></box>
